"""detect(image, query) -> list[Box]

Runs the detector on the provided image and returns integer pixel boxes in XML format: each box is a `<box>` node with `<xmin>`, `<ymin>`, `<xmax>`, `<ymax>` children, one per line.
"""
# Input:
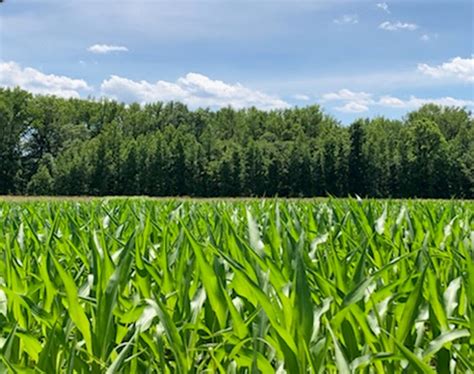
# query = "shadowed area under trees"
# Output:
<box><xmin>0</xmin><ymin>87</ymin><xmax>472</xmax><ymax>198</ymax></box>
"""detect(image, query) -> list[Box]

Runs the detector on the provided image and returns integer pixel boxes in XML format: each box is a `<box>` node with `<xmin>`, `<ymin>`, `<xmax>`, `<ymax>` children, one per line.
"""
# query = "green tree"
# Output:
<box><xmin>405</xmin><ymin>119</ymin><xmax>449</xmax><ymax>197</ymax></box>
<box><xmin>1</xmin><ymin>87</ymin><xmax>471</xmax><ymax>198</ymax></box>
<box><xmin>348</xmin><ymin>120</ymin><xmax>367</xmax><ymax>196</ymax></box>
<box><xmin>0</xmin><ymin>88</ymin><xmax>31</xmax><ymax>193</ymax></box>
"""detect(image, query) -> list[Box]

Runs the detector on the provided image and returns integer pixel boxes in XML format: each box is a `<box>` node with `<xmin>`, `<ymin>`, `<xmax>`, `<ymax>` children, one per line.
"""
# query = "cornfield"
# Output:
<box><xmin>0</xmin><ymin>198</ymin><xmax>472</xmax><ymax>373</ymax></box>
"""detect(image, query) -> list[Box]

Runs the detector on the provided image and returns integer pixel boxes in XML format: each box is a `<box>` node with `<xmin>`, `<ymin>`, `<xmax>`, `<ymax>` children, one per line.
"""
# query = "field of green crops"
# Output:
<box><xmin>0</xmin><ymin>198</ymin><xmax>472</xmax><ymax>373</ymax></box>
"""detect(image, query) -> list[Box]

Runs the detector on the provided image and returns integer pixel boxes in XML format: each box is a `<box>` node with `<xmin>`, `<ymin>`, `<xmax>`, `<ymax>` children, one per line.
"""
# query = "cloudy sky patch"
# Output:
<box><xmin>0</xmin><ymin>0</ymin><xmax>472</xmax><ymax>122</ymax></box>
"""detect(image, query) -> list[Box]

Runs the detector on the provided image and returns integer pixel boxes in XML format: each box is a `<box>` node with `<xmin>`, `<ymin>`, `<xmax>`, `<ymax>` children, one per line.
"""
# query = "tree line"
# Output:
<box><xmin>0</xmin><ymin>87</ymin><xmax>472</xmax><ymax>198</ymax></box>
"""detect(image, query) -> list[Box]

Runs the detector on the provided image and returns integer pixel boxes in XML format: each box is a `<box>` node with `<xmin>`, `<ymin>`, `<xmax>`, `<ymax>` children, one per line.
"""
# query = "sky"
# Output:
<box><xmin>0</xmin><ymin>0</ymin><xmax>473</xmax><ymax>123</ymax></box>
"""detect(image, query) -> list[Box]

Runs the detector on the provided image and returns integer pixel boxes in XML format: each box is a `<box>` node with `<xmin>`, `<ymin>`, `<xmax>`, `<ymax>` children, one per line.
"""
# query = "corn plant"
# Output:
<box><xmin>0</xmin><ymin>198</ymin><xmax>472</xmax><ymax>373</ymax></box>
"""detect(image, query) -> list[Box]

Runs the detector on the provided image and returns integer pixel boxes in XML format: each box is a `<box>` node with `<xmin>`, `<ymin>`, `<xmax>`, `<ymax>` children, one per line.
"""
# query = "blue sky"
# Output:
<box><xmin>0</xmin><ymin>0</ymin><xmax>473</xmax><ymax>123</ymax></box>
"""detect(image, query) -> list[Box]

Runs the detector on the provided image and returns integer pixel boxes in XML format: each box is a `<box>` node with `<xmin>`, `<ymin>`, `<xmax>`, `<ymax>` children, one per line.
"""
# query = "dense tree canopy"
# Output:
<box><xmin>0</xmin><ymin>87</ymin><xmax>472</xmax><ymax>197</ymax></box>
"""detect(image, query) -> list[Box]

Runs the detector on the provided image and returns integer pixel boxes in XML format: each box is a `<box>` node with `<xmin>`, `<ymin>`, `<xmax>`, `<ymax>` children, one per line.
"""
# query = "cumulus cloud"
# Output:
<box><xmin>335</xmin><ymin>102</ymin><xmax>369</xmax><ymax>113</ymax></box>
<box><xmin>420</xmin><ymin>33</ymin><xmax>438</xmax><ymax>42</ymax></box>
<box><xmin>333</xmin><ymin>14</ymin><xmax>359</xmax><ymax>25</ymax></box>
<box><xmin>379</xmin><ymin>21</ymin><xmax>418</xmax><ymax>31</ymax></box>
<box><xmin>88</xmin><ymin>44</ymin><xmax>129</xmax><ymax>54</ymax></box>
<box><xmin>378</xmin><ymin>95</ymin><xmax>474</xmax><ymax>109</ymax></box>
<box><xmin>322</xmin><ymin>89</ymin><xmax>373</xmax><ymax>113</ymax></box>
<box><xmin>322</xmin><ymin>88</ymin><xmax>473</xmax><ymax>112</ymax></box>
<box><xmin>322</xmin><ymin>89</ymin><xmax>372</xmax><ymax>103</ymax></box>
<box><xmin>0</xmin><ymin>61</ymin><xmax>91</xmax><ymax>98</ymax></box>
<box><xmin>293</xmin><ymin>94</ymin><xmax>310</xmax><ymax>101</ymax></box>
<box><xmin>378</xmin><ymin>95</ymin><xmax>405</xmax><ymax>107</ymax></box>
<box><xmin>376</xmin><ymin>3</ymin><xmax>390</xmax><ymax>13</ymax></box>
<box><xmin>100</xmin><ymin>73</ymin><xmax>290</xmax><ymax>109</ymax></box>
<box><xmin>417</xmin><ymin>56</ymin><xmax>474</xmax><ymax>82</ymax></box>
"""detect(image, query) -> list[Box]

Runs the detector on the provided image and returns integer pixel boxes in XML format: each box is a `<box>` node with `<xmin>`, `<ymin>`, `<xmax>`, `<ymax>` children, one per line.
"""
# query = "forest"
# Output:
<box><xmin>0</xmin><ymin>87</ymin><xmax>472</xmax><ymax>198</ymax></box>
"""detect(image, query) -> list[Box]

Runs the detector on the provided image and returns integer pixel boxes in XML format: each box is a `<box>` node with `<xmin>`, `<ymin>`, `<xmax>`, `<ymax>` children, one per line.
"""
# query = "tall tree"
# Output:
<box><xmin>405</xmin><ymin>119</ymin><xmax>449</xmax><ymax>197</ymax></box>
<box><xmin>348</xmin><ymin>120</ymin><xmax>367</xmax><ymax>196</ymax></box>
<box><xmin>0</xmin><ymin>87</ymin><xmax>471</xmax><ymax>198</ymax></box>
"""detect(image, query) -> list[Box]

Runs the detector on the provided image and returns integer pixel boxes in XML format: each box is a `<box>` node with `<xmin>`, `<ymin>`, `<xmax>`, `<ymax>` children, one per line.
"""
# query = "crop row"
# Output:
<box><xmin>0</xmin><ymin>199</ymin><xmax>472</xmax><ymax>372</ymax></box>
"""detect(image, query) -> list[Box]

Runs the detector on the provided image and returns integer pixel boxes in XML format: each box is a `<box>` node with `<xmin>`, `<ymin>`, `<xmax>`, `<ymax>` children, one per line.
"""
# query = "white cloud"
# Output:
<box><xmin>322</xmin><ymin>89</ymin><xmax>373</xmax><ymax>103</ymax></box>
<box><xmin>379</xmin><ymin>21</ymin><xmax>418</xmax><ymax>31</ymax></box>
<box><xmin>322</xmin><ymin>88</ymin><xmax>474</xmax><ymax>113</ymax></box>
<box><xmin>420</xmin><ymin>33</ymin><xmax>438</xmax><ymax>42</ymax></box>
<box><xmin>376</xmin><ymin>3</ymin><xmax>390</xmax><ymax>13</ymax></box>
<box><xmin>378</xmin><ymin>95</ymin><xmax>405</xmax><ymax>107</ymax></box>
<box><xmin>101</xmin><ymin>75</ymin><xmax>186</xmax><ymax>103</ymax></box>
<box><xmin>0</xmin><ymin>61</ymin><xmax>91</xmax><ymax>98</ymax></box>
<box><xmin>87</xmin><ymin>44</ymin><xmax>129</xmax><ymax>54</ymax></box>
<box><xmin>335</xmin><ymin>102</ymin><xmax>369</xmax><ymax>113</ymax></box>
<box><xmin>420</xmin><ymin>34</ymin><xmax>430</xmax><ymax>42</ymax></box>
<box><xmin>293</xmin><ymin>94</ymin><xmax>310</xmax><ymax>101</ymax></box>
<box><xmin>333</xmin><ymin>14</ymin><xmax>359</xmax><ymax>25</ymax></box>
<box><xmin>417</xmin><ymin>56</ymin><xmax>474</xmax><ymax>82</ymax></box>
<box><xmin>100</xmin><ymin>73</ymin><xmax>290</xmax><ymax>110</ymax></box>
<box><xmin>322</xmin><ymin>89</ymin><xmax>373</xmax><ymax>113</ymax></box>
<box><xmin>379</xmin><ymin>95</ymin><xmax>474</xmax><ymax>109</ymax></box>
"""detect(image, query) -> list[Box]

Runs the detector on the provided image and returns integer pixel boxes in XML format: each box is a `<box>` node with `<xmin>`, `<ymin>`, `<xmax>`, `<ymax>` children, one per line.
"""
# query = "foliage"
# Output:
<box><xmin>0</xmin><ymin>198</ymin><xmax>472</xmax><ymax>372</ymax></box>
<box><xmin>0</xmin><ymin>87</ymin><xmax>473</xmax><ymax>197</ymax></box>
